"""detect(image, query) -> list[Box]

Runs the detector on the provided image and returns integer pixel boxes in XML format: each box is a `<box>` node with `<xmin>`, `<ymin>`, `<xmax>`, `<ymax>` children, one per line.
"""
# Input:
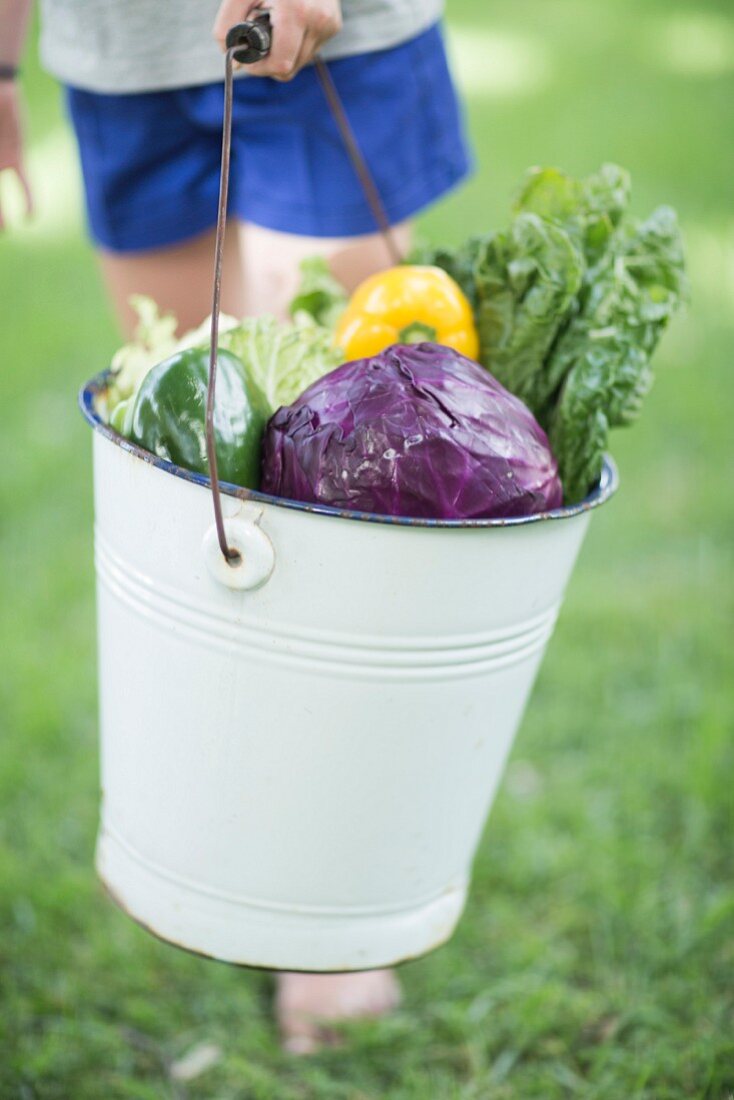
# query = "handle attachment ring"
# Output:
<box><xmin>203</xmin><ymin>511</ymin><xmax>275</xmax><ymax>590</ymax></box>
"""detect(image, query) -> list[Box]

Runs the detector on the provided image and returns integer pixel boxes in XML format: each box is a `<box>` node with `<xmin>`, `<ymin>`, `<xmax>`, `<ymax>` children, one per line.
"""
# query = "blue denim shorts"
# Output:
<box><xmin>64</xmin><ymin>23</ymin><xmax>472</xmax><ymax>253</ymax></box>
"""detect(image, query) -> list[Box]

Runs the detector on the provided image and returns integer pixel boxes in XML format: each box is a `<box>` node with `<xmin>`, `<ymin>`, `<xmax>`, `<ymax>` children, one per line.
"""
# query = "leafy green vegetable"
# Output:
<box><xmin>106</xmin><ymin>297</ymin><xmax>238</xmax><ymax>419</ymax></box>
<box><xmin>106</xmin><ymin>296</ymin><xmax>177</xmax><ymax>416</ymax></box>
<box><xmin>407</xmin><ymin>236</ymin><xmax>486</xmax><ymax>310</ymax></box>
<box><xmin>220</xmin><ymin>314</ymin><xmax>343</xmax><ymax>412</ymax></box>
<box><xmin>516</xmin><ymin>163</ymin><xmax>631</xmax><ymax>268</ymax></box>
<box><xmin>549</xmin><ymin>205</ymin><xmax>688</xmax><ymax>499</ymax></box>
<box><xmin>413</xmin><ymin>163</ymin><xmax>687</xmax><ymax>504</ymax></box>
<box><xmin>474</xmin><ymin>213</ymin><xmax>584</xmax><ymax>412</ymax></box>
<box><xmin>108</xmin><ymin>394</ymin><xmax>135</xmax><ymax>437</ymax></box>
<box><xmin>288</xmin><ymin>257</ymin><xmax>348</xmax><ymax>330</ymax></box>
<box><xmin>106</xmin><ymin>297</ymin><xmax>342</xmax><ymax>436</ymax></box>
<box><xmin>548</xmin><ymin>338</ymin><xmax>633</xmax><ymax>504</ymax></box>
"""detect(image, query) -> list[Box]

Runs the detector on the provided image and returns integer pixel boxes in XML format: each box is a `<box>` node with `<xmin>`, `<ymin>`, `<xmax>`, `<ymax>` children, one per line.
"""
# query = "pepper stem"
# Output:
<box><xmin>398</xmin><ymin>321</ymin><xmax>437</xmax><ymax>344</ymax></box>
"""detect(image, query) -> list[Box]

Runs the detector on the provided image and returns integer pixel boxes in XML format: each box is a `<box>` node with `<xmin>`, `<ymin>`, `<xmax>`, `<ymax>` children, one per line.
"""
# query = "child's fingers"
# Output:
<box><xmin>275</xmin><ymin>29</ymin><xmax>323</xmax><ymax>81</ymax></box>
<box><xmin>212</xmin><ymin>0</ymin><xmax>262</xmax><ymax>53</ymax></box>
<box><xmin>268</xmin><ymin>33</ymin><xmax>311</xmax><ymax>82</ymax></box>
<box><xmin>245</xmin><ymin>13</ymin><xmax>303</xmax><ymax>81</ymax></box>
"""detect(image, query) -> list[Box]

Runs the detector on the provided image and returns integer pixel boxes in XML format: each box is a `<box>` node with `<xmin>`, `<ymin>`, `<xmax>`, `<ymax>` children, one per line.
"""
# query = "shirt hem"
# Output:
<box><xmin>40</xmin><ymin>8</ymin><xmax>443</xmax><ymax>94</ymax></box>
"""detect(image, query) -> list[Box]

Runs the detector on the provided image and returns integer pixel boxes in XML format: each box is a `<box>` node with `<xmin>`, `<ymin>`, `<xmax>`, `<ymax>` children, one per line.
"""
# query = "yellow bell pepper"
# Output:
<box><xmin>334</xmin><ymin>265</ymin><xmax>479</xmax><ymax>362</ymax></box>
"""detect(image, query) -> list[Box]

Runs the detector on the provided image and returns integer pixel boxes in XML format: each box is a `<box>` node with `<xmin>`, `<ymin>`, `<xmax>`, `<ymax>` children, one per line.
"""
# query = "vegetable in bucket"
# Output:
<box><xmin>333</xmin><ymin>265</ymin><xmax>479</xmax><ymax>361</ymax></box>
<box><xmin>124</xmin><ymin>347</ymin><xmax>269</xmax><ymax>490</ymax></box>
<box><xmin>104</xmin><ymin>163</ymin><xmax>687</xmax><ymax>519</ymax></box>
<box><xmin>106</xmin><ymin>300</ymin><xmax>343</xmax><ymax>425</ymax></box>
<box><xmin>262</xmin><ymin>343</ymin><xmax>562</xmax><ymax>519</ymax></box>
<box><xmin>412</xmin><ymin>163</ymin><xmax>688</xmax><ymax>502</ymax></box>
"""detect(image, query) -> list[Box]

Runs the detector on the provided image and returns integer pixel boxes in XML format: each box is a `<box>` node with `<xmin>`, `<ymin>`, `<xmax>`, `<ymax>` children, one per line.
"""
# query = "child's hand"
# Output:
<box><xmin>0</xmin><ymin>81</ymin><xmax>33</xmax><ymax>229</ymax></box>
<box><xmin>213</xmin><ymin>0</ymin><xmax>342</xmax><ymax>81</ymax></box>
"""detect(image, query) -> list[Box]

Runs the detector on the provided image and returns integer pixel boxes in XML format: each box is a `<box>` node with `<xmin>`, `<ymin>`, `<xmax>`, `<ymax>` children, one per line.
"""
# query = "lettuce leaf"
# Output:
<box><xmin>106</xmin><ymin>296</ymin><xmax>178</xmax><ymax>415</ymax></box>
<box><xmin>106</xmin><ymin>296</ymin><xmax>343</xmax><ymax>433</ymax></box>
<box><xmin>106</xmin><ymin>296</ymin><xmax>239</xmax><ymax>417</ymax></box>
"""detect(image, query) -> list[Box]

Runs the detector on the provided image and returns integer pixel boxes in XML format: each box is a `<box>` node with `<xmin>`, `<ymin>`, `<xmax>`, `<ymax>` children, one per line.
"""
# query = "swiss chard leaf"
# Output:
<box><xmin>516</xmin><ymin>163</ymin><xmax>631</xmax><ymax>269</ymax></box>
<box><xmin>474</xmin><ymin>213</ymin><xmax>584</xmax><ymax>415</ymax></box>
<box><xmin>549</xmin><ymin>205</ymin><xmax>687</xmax><ymax>500</ymax></box>
<box><xmin>407</xmin><ymin>236</ymin><xmax>486</xmax><ymax>310</ymax></box>
<box><xmin>549</xmin><ymin>336</ymin><xmax>639</xmax><ymax>503</ymax></box>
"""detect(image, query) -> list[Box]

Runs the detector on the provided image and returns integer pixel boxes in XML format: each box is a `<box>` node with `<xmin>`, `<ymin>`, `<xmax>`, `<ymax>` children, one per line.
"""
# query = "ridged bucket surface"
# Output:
<box><xmin>80</xmin><ymin>376</ymin><xmax>617</xmax><ymax>971</ymax></box>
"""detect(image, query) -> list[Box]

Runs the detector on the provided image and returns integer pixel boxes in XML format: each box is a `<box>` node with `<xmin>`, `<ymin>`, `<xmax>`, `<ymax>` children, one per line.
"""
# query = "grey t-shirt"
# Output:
<box><xmin>39</xmin><ymin>1</ymin><xmax>444</xmax><ymax>94</ymax></box>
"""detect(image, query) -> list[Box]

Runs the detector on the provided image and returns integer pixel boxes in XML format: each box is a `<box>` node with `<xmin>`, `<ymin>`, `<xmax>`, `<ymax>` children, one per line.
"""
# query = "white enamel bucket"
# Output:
<box><xmin>80</xmin><ymin>376</ymin><xmax>617</xmax><ymax>971</ymax></box>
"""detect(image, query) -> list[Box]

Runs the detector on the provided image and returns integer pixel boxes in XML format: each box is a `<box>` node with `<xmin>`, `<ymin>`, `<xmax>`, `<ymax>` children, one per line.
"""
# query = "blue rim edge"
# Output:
<box><xmin>79</xmin><ymin>371</ymin><xmax>619</xmax><ymax>529</ymax></box>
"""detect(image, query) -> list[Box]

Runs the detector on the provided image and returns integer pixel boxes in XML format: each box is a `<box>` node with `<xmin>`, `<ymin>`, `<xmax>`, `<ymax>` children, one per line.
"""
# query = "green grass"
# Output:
<box><xmin>1</xmin><ymin>0</ymin><xmax>733</xmax><ymax>1096</ymax></box>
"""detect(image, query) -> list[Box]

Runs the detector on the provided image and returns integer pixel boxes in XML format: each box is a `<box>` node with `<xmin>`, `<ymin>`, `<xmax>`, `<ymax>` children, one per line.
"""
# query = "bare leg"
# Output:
<box><xmin>237</xmin><ymin>221</ymin><xmax>412</xmax><ymax>319</ymax></box>
<box><xmin>97</xmin><ymin>220</ymin><xmax>410</xmax><ymax>337</ymax></box>
<box><xmin>97</xmin><ymin>223</ymin><xmax>245</xmax><ymax>339</ymax></box>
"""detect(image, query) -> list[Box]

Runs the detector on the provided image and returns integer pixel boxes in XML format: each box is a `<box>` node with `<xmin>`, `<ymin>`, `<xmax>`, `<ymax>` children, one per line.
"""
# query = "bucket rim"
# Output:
<box><xmin>79</xmin><ymin>371</ymin><xmax>619</xmax><ymax>529</ymax></box>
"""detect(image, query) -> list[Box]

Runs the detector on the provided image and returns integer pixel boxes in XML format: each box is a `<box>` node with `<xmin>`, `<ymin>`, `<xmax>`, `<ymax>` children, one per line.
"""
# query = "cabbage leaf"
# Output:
<box><xmin>221</xmin><ymin>314</ymin><xmax>343</xmax><ymax>412</ymax></box>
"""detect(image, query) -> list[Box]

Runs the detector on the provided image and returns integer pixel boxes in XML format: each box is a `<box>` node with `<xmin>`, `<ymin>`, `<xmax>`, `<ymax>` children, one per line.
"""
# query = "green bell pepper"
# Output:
<box><xmin>129</xmin><ymin>346</ymin><xmax>269</xmax><ymax>489</ymax></box>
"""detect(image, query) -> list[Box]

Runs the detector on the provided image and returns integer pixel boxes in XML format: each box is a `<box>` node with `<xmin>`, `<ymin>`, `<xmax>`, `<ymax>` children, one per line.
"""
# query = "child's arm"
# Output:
<box><xmin>0</xmin><ymin>0</ymin><xmax>33</xmax><ymax>228</ymax></box>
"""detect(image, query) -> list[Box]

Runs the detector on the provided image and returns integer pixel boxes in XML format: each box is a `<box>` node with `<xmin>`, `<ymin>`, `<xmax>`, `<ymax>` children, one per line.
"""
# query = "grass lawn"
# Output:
<box><xmin>1</xmin><ymin>0</ymin><xmax>733</xmax><ymax>1096</ymax></box>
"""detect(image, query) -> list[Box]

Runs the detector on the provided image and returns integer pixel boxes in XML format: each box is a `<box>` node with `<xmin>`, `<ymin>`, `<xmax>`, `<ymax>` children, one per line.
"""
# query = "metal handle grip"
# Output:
<box><xmin>225</xmin><ymin>13</ymin><xmax>272</xmax><ymax>64</ymax></box>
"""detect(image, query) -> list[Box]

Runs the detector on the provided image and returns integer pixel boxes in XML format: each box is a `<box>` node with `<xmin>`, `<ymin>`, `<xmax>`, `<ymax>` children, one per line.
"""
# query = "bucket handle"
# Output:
<box><xmin>206</xmin><ymin>15</ymin><xmax>402</xmax><ymax>566</ymax></box>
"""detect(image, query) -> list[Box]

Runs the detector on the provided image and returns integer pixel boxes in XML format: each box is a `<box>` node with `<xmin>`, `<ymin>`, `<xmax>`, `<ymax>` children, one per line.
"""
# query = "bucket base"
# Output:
<box><xmin>96</xmin><ymin>829</ymin><xmax>467</xmax><ymax>972</ymax></box>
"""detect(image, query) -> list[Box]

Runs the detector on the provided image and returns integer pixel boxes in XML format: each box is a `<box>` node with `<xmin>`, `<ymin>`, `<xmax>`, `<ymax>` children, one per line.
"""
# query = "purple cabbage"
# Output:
<box><xmin>261</xmin><ymin>343</ymin><xmax>562</xmax><ymax>520</ymax></box>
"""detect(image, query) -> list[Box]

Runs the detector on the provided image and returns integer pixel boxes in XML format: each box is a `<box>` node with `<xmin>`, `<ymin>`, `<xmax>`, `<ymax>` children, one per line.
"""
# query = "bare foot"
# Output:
<box><xmin>276</xmin><ymin>969</ymin><xmax>402</xmax><ymax>1055</ymax></box>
